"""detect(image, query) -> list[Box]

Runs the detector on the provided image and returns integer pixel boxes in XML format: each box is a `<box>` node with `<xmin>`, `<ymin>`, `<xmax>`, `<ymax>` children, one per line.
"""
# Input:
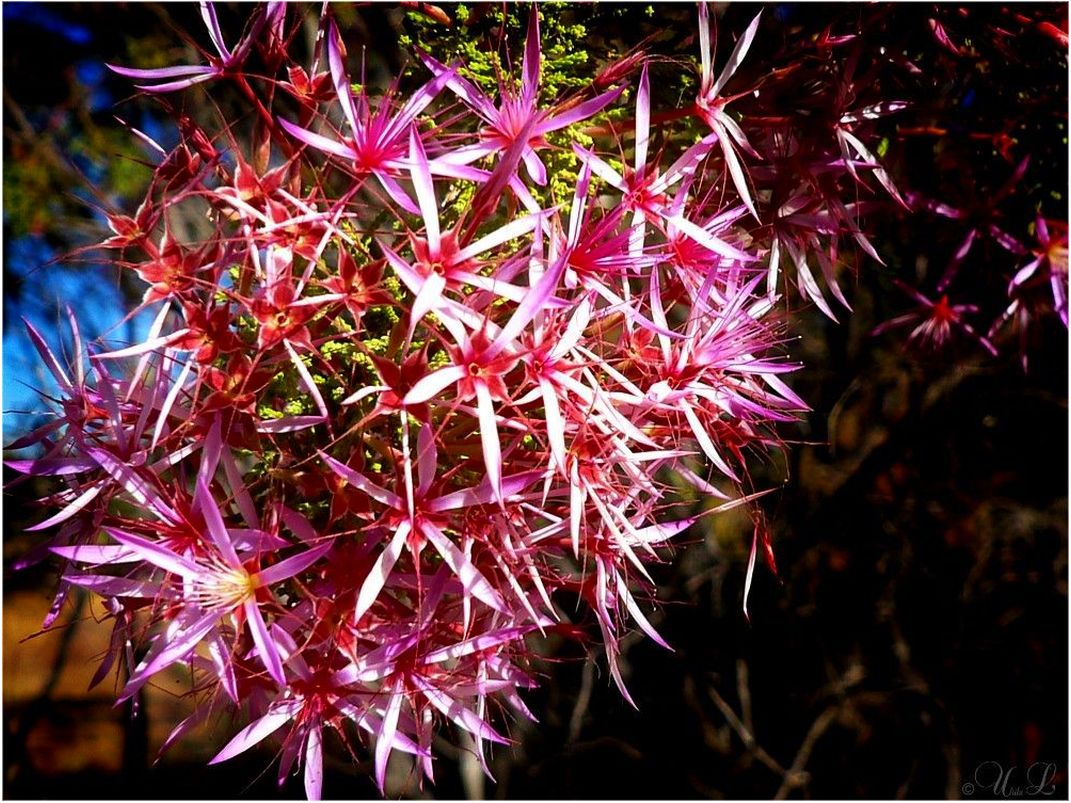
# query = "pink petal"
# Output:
<box><xmin>152</xmin><ymin>357</ymin><xmax>193</xmax><ymax>449</ymax></box>
<box><xmin>682</xmin><ymin>403</ymin><xmax>739</xmax><ymax>481</ymax></box>
<box><xmin>373</xmin><ymin>170</ymin><xmax>420</xmax><ymax>216</ymax></box>
<box><xmin>664</xmin><ymin>212</ymin><xmax>754</xmax><ymax>262</ymax></box>
<box><xmin>381</xmin><ymin>242</ymin><xmax>422</xmax><ymax>295</ymax></box>
<box><xmin>568</xmin><ymin>162</ymin><xmax>593</xmax><ymax>247</ymax></box>
<box><xmin>197</xmin><ymin>415</ymin><xmax>223</xmax><ymax>489</ymax></box>
<box><xmin>341</xmin><ymin>384</ymin><xmax>389</xmax><ymax>406</ymax></box>
<box><xmin>23</xmin><ymin>318</ymin><xmax>71</xmax><ymax>391</ymax></box>
<box><xmin>629</xmin><ymin>516</ymin><xmax>699</xmax><ymax>546</ymax></box>
<box><xmin>715</xmin><ymin>126</ymin><xmax>759</xmax><ymax>221</ymax></box>
<box><xmin>521</xmin><ymin>146</ymin><xmax>548</xmax><ymax>185</ymax></box>
<box><xmin>413</xmin><ymin>676</ymin><xmax>509</xmax><ymax>744</ymax></box>
<box><xmin>534</xmin><ymin>85</ymin><xmax>625</xmax><ymax>135</ymax></box>
<box><xmin>653</xmin><ymin>130</ymin><xmax>720</xmax><ymax>193</ymax></box>
<box><xmin>4</xmin><ymin>417</ymin><xmax>66</xmax><ymax>451</ymax></box>
<box><xmin>541</xmin><ymin>381</ymin><xmax>568</xmax><ymax>474</ymax></box>
<box><xmin>572</xmin><ymin>145</ymin><xmax>627</xmax><ymax>193</ymax></box>
<box><xmin>408</xmin><ymin>128</ymin><xmax>441</xmax><ymax>254</ymax></box>
<box><xmin>126</xmin><ymin>610</ymin><xmax>219</xmax><ymax>692</ymax></box>
<box><xmin>277</xmin><ymin>117</ymin><xmax>356</xmax><ymax>161</ymax></box>
<box><xmin>402</xmin><ymin>364</ymin><xmax>466</xmax><ymax>406</ymax></box>
<box><xmin>244</xmin><ymin>597</ymin><xmax>286</xmax><ymax>685</ymax></box>
<box><xmin>105</xmin><ymin>528</ymin><xmax>200</xmax><ymax>578</ymax></box>
<box><xmin>635</xmin><ymin>64</ymin><xmax>651</xmax><ymax>172</ymax></box>
<box><xmin>319</xmin><ymin>451</ymin><xmax>400</xmax><ymax>508</ymax></box>
<box><xmin>106</xmin><ymin>63</ymin><xmax>214</xmax><ymax>80</ymax></box>
<box><xmin>647</xmin><ymin>264</ymin><xmax>672</xmax><ymax>362</ymax></box>
<box><xmin>25</xmin><ymin>484</ymin><xmax>102</xmax><ymax>532</ymax></box>
<box><xmin>284</xmin><ymin>340</ymin><xmax>329</xmax><ymax>420</ymax></box>
<box><xmin>710</xmin><ymin>10</ymin><xmax>762</xmax><ymax>97</ymax></box>
<box><xmin>424</xmin><ymin>625</ymin><xmax>535</xmax><ymax>664</ymax></box>
<box><xmin>1052</xmin><ymin>272</ymin><xmax>1068</xmax><ymax>326</ymax></box>
<box><xmin>416</xmin><ymin>422</ymin><xmax>437</xmax><ymax>497</ymax></box>
<box><xmin>255</xmin><ymin>415</ymin><xmax>326</xmax><ymax>433</ymax></box>
<box><xmin>255</xmin><ymin>541</ymin><xmax>332</xmax><ymax>586</ymax></box>
<box><xmin>93</xmin><ymin>327</ymin><xmax>191</xmax><ymax>360</ymax></box>
<box><xmin>196</xmin><ymin>476</ymin><xmax>241</xmax><ymax>565</ymax></box>
<box><xmin>355</xmin><ymin>521</ymin><xmax>410</xmax><ymax>620</ymax></box>
<box><xmin>789</xmin><ymin>242</ymin><xmax>837</xmax><ymax>321</ymax></box>
<box><xmin>382</xmin><ymin>66</ymin><xmax>458</xmax><ymax>143</ymax></box>
<box><xmin>570</xmin><ymin>462</ymin><xmax>584</xmax><ymax>557</ymax></box>
<box><xmin>87</xmin><ymin>447</ymin><xmax>176</xmax><ymax>523</ymax></box>
<box><xmin>485</xmin><ymin>245</ymin><xmax>568</xmax><ymax>360</ymax></box>
<box><xmin>210</xmin><ymin>701</ymin><xmax>301</xmax><ymax>764</ymax></box>
<box><xmin>617</xmin><ymin>582</ymin><xmax>671</xmax><ymax>650</ymax></box>
<box><xmin>421</xmin><ymin>520</ymin><xmax>506</xmax><ymax>611</ymax></box>
<box><xmin>63</xmin><ymin>575</ymin><xmax>163</xmax><ymax>598</ymax></box>
<box><xmin>326</xmin><ymin>20</ymin><xmax>361</xmax><ymax>138</ymax></box>
<box><xmin>743</xmin><ymin>528</ymin><xmax>759</xmax><ymax>621</ymax></box>
<box><xmin>698</xmin><ymin>2</ymin><xmax>712</xmax><ymax>91</ymax></box>
<box><xmin>374</xmin><ymin>683</ymin><xmax>404</xmax><ymax>793</ymax></box>
<box><xmin>474</xmin><ymin>382</ymin><xmax>504</xmax><ymax>503</ymax></box>
<box><xmin>304</xmin><ymin>723</ymin><xmax>324</xmax><ymax>800</ymax></box>
<box><xmin>453</xmin><ymin>270</ymin><xmax>529</xmax><ymax>303</ymax></box>
<box><xmin>158</xmin><ymin>706</ymin><xmax>211</xmax><ymax>761</ymax></box>
<box><xmin>427</xmin><ymin>469</ymin><xmax>542</xmax><ymax>512</ymax></box>
<box><xmin>408</xmin><ymin>270</ymin><xmax>447</xmax><ymax>340</ymax></box>
<box><xmin>134</xmin><ymin>74</ymin><xmax>216</xmax><ymax>93</ymax></box>
<box><xmin>199</xmin><ymin>1</ymin><xmax>232</xmax><ymax>61</ymax></box>
<box><xmin>50</xmin><ymin>544</ymin><xmax>140</xmax><ymax>564</ymax></box>
<box><xmin>839</xmin><ymin>127</ymin><xmax>906</xmax><ymax>208</ymax></box>
<box><xmin>418</xmin><ymin>51</ymin><xmax>497</xmax><ymax>122</ymax></box>
<box><xmin>521</xmin><ymin>8</ymin><xmax>541</xmax><ymax>107</ymax></box>
<box><xmin>6</xmin><ymin>457</ymin><xmax>96</xmax><ymax>476</ymax></box>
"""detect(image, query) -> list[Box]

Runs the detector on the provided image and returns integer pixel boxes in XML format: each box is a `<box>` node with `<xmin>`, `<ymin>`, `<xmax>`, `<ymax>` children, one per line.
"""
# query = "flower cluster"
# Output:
<box><xmin>880</xmin><ymin>6</ymin><xmax>1068</xmax><ymax>365</ymax></box>
<box><xmin>9</xmin><ymin>3</ymin><xmax>914</xmax><ymax>797</ymax></box>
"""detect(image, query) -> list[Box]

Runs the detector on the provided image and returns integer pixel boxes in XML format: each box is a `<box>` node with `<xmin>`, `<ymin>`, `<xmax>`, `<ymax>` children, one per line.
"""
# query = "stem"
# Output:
<box><xmin>234</xmin><ymin>73</ymin><xmax>296</xmax><ymax>160</ymax></box>
<box><xmin>582</xmin><ymin>106</ymin><xmax>697</xmax><ymax>138</ymax></box>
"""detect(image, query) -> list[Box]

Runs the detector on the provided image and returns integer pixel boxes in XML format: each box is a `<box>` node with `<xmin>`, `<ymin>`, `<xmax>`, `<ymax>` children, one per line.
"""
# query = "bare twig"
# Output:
<box><xmin>707</xmin><ymin>675</ymin><xmax>788</xmax><ymax>779</ymax></box>
<box><xmin>567</xmin><ymin>658</ymin><xmax>596</xmax><ymax>745</ymax></box>
<box><xmin>457</xmin><ymin>730</ymin><xmax>485</xmax><ymax>801</ymax></box>
<box><xmin>773</xmin><ymin>704</ymin><xmax>839</xmax><ymax>800</ymax></box>
<box><xmin>736</xmin><ymin>658</ymin><xmax>753</xmax><ymax>735</ymax></box>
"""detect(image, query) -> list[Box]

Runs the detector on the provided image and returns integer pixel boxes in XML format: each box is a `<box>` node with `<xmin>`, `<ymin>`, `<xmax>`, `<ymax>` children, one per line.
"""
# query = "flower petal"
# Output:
<box><xmin>710</xmin><ymin>10</ymin><xmax>762</xmax><ymax>97</ymax></box>
<box><xmin>421</xmin><ymin>520</ymin><xmax>505</xmax><ymax>611</ymax></box>
<box><xmin>255</xmin><ymin>541</ymin><xmax>333</xmax><ymax>586</ymax></box>
<box><xmin>402</xmin><ymin>364</ymin><xmax>466</xmax><ymax>406</ymax></box>
<box><xmin>374</xmin><ymin>682</ymin><xmax>404</xmax><ymax>793</ymax></box>
<box><xmin>304</xmin><ymin>722</ymin><xmax>324</xmax><ymax>800</ymax></box>
<box><xmin>355</xmin><ymin>521</ymin><xmax>410</xmax><ymax>621</ymax></box>
<box><xmin>244</xmin><ymin>597</ymin><xmax>286</xmax><ymax>685</ymax></box>
<box><xmin>196</xmin><ymin>476</ymin><xmax>241</xmax><ymax>566</ymax></box>
<box><xmin>278</xmin><ymin>117</ymin><xmax>356</xmax><ymax>161</ymax></box>
<box><xmin>210</xmin><ymin>701</ymin><xmax>301</xmax><ymax>764</ymax></box>
<box><xmin>105</xmin><ymin>528</ymin><xmax>200</xmax><ymax>578</ymax></box>
<box><xmin>319</xmin><ymin>451</ymin><xmax>400</xmax><ymax>508</ymax></box>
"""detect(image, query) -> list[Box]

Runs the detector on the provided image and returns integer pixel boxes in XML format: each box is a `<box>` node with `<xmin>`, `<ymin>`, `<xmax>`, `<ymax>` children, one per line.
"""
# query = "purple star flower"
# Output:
<box><xmin>107</xmin><ymin>2</ymin><xmax>285</xmax><ymax>92</ymax></box>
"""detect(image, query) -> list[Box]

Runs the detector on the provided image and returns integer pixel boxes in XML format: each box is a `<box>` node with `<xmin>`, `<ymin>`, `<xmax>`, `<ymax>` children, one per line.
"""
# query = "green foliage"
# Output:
<box><xmin>400</xmin><ymin>3</ymin><xmax>623</xmax><ymax>207</ymax></box>
<box><xmin>4</xmin><ymin>112</ymin><xmax>147</xmax><ymax>239</ymax></box>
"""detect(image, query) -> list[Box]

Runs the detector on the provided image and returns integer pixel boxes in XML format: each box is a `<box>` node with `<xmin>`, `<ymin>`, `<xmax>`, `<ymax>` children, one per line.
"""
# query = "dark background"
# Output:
<box><xmin>4</xmin><ymin>3</ymin><xmax>1067</xmax><ymax>799</ymax></box>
